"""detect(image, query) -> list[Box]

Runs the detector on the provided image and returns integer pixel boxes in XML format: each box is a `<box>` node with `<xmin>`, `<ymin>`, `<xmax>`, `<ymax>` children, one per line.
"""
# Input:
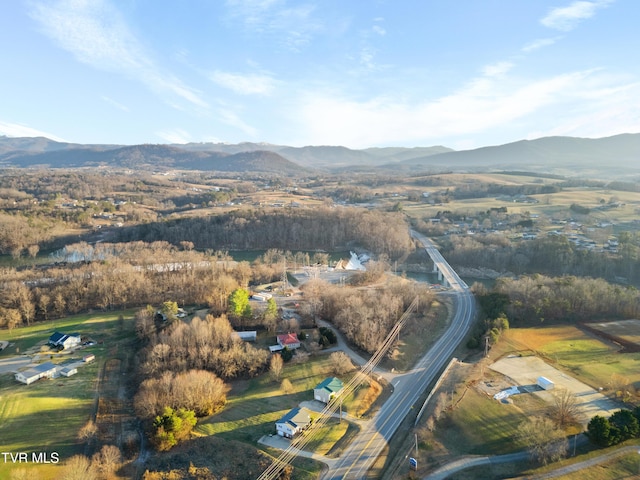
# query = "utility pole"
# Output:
<box><xmin>281</xmin><ymin>258</ymin><xmax>288</xmax><ymax>293</ymax></box>
<box><xmin>415</xmin><ymin>433</ymin><xmax>418</xmax><ymax>455</ymax></box>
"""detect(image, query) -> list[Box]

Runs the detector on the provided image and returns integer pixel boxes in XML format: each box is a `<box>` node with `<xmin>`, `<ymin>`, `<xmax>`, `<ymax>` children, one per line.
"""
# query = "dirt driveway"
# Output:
<box><xmin>490</xmin><ymin>355</ymin><xmax>619</xmax><ymax>425</ymax></box>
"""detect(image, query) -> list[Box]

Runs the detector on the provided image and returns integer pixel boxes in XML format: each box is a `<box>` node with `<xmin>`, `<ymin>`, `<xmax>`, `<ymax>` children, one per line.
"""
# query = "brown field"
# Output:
<box><xmin>501</xmin><ymin>325</ymin><xmax>610</xmax><ymax>353</ymax></box>
<box><xmin>585</xmin><ymin>319</ymin><xmax>640</xmax><ymax>348</ymax></box>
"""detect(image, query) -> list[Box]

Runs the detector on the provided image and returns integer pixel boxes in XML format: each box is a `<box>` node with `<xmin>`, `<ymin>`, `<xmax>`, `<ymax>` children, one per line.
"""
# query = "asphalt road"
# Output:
<box><xmin>322</xmin><ymin>231</ymin><xmax>477</xmax><ymax>479</ymax></box>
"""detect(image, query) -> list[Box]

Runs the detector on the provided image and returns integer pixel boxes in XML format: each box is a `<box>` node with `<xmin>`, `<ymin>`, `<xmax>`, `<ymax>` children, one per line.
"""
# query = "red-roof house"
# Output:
<box><xmin>276</xmin><ymin>333</ymin><xmax>300</xmax><ymax>350</ymax></box>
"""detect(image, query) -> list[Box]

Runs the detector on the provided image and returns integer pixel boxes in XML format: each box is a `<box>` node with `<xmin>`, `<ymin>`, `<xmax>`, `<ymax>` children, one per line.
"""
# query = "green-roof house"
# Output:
<box><xmin>314</xmin><ymin>377</ymin><xmax>344</xmax><ymax>404</ymax></box>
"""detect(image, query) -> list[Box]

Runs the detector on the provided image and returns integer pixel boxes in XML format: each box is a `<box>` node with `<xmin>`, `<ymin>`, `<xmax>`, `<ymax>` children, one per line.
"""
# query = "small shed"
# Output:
<box><xmin>314</xmin><ymin>377</ymin><xmax>344</xmax><ymax>404</ymax></box>
<box><xmin>275</xmin><ymin>407</ymin><xmax>312</xmax><ymax>438</ymax></box>
<box><xmin>234</xmin><ymin>331</ymin><xmax>257</xmax><ymax>342</ymax></box>
<box><xmin>83</xmin><ymin>354</ymin><xmax>95</xmax><ymax>363</ymax></box>
<box><xmin>60</xmin><ymin>367</ymin><xmax>78</xmax><ymax>377</ymax></box>
<box><xmin>537</xmin><ymin>376</ymin><xmax>555</xmax><ymax>390</ymax></box>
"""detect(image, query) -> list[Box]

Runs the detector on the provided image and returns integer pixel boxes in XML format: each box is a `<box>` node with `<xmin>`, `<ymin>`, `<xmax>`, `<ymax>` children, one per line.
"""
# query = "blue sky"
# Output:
<box><xmin>1</xmin><ymin>0</ymin><xmax>638</xmax><ymax>149</ymax></box>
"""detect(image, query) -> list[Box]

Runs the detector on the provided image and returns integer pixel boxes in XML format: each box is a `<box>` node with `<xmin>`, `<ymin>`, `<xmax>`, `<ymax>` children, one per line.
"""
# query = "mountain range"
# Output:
<box><xmin>0</xmin><ymin>133</ymin><xmax>638</xmax><ymax>177</ymax></box>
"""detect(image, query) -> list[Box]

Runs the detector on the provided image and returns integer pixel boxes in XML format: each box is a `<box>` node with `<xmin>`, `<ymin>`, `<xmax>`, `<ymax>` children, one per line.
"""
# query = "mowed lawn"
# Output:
<box><xmin>0</xmin><ymin>310</ymin><xmax>136</xmax><ymax>479</ymax></box>
<box><xmin>0</xmin><ymin>374</ymin><xmax>94</xmax><ymax>479</ymax></box>
<box><xmin>196</xmin><ymin>356</ymin><xmax>336</xmax><ymax>442</ymax></box>
<box><xmin>503</xmin><ymin>325</ymin><xmax>640</xmax><ymax>390</ymax></box>
<box><xmin>0</xmin><ymin>309</ymin><xmax>136</xmax><ymax>356</ymax></box>
<box><xmin>195</xmin><ymin>355</ymin><xmax>371</xmax><ymax>456</ymax></box>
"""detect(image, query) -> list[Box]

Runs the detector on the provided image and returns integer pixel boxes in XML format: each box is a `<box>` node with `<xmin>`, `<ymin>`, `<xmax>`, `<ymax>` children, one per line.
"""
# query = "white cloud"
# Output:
<box><xmin>209</xmin><ymin>71</ymin><xmax>276</xmax><ymax>95</ymax></box>
<box><xmin>522</xmin><ymin>37</ymin><xmax>560</xmax><ymax>52</ymax></box>
<box><xmin>482</xmin><ymin>62</ymin><xmax>514</xmax><ymax>77</ymax></box>
<box><xmin>293</xmin><ymin>68</ymin><xmax>621</xmax><ymax>148</ymax></box>
<box><xmin>372</xmin><ymin>25</ymin><xmax>386</xmax><ymax>36</ymax></box>
<box><xmin>156</xmin><ymin>129</ymin><xmax>192</xmax><ymax>144</ymax></box>
<box><xmin>541</xmin><ymin>0</ymin><xmax>612</xmax><ymax>31</ymax></box>
<box><xmin>101</xmin><ymin>96</ymin><xmax>129</xmax><ymax>112</ymax></box>
<box><xmin>0</xmin><ymin>121</ymin><xmax>67</xmax><ymax>141</ymax></box>
<box><xmin>213</xmin><ymin>101</ymin><xmax>259</xmax><ymax>137</ymax></box>
<box><xmin>29</xmin><ymin>0</ymin><xmax>208</xmax><ymax>109</ymax></box>
<box><xmin>225</xmin><ymin>0</ymin><xmax>321</xmax><ymax>50</ymax></box>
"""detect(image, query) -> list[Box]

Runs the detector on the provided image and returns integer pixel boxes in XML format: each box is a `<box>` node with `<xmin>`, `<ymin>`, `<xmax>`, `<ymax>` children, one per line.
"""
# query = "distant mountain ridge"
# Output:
<box><xmin>396</xmin><ymin>134</ymin><xmax>640</xmax><ymax>175</ymax></box>
<box><xmin>0</xmin><ymin>133</ymin><xmax>638</xmax><ymax>176</ymax></box>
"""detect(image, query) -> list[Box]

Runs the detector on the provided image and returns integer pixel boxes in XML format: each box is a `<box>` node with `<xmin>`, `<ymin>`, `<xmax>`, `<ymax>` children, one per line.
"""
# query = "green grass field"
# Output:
<box><xmin>196</xmin><ymin>356</ymin><xmax>335</xmax><ymax>441</ymax></box>
<box><xmin>504</xmin><ymin>326</ymin><xmax>640</xmax><ymax>392</ymax></box>
<box><xmin>0</xmin><ymin>309</ymin><xmax>136</xmax><ymax>357</ymax></box>
<box><xmin>0</xmin><ymin>310</ymin><xmax>136</xmax><ymax>480</ymax></box>
<box><xmin>437</xmin><ymin>389</ymin><xmax>529</xmax><ymax>455</ymax></box>
<box><xmin>195</xmin><ymin>354</ymin><xmax>372</xmax><ymax>460</ymax></box>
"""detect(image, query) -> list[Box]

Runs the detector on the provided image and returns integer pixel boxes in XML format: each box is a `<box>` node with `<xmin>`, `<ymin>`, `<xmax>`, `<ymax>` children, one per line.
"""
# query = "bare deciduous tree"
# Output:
<box><xmin>330</xmin><ymin>351</ymin><xmax>355</xmax><ymax>375</ymax></box>
<box><xmin>78</xmin><ymin>419</ymin><xmax>98</xmax><ymax>443</ymax></box>
<box><xmin>61</xmin><ymin>455</ymin><xmax>96</xmax><ymax>480</ymax></box>
<box><xmin>515</xmin><ymin>416</ymin><xmax>568</xmax><ymax>465</ymax></box>
<box><xmin>135</xmin><ymin>369</ymin><xmax>229</xmax><ymax>419</ymax></box>
<box><xmin>91</xmin><ymin>444</ymin><xmax>122</xmax><ymax>479</ymax></box>
<box><xmin>269</xmin><ymin>354</ymin><xmax>284</xmax><ymax>382</ymax></box>
<box><xmin>549</xmin><ymin>388</ymin><xmax>579</xmax><ymax>427</ymax></box>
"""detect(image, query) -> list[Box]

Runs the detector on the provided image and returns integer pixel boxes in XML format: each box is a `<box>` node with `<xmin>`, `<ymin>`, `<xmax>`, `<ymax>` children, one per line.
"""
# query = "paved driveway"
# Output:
<box><xmin>0</xmin><ymin>355</ymin><xmax>33</xmax><ymax>375</ymax></box>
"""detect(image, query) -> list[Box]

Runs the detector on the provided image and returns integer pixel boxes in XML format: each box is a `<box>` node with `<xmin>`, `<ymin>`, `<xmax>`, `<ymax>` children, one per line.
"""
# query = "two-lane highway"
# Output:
<box><xmin>323</xmin><ymin>231</ymin><xmax>476</xmax><ymax>479</ymax></box>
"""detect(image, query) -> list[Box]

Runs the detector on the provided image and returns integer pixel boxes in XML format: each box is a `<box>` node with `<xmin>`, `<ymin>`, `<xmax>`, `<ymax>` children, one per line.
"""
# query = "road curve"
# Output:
<box><xmin>322</xmin><ymin>231</ymin><xmax>477</xmax><ymax>479</ymax></box>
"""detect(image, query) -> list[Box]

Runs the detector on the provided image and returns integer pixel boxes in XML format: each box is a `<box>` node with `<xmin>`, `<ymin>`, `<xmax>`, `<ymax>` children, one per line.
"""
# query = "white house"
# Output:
<box><xmin>49</xmin><ymin>332</ymin><xmax>81</xmax><ymax>350</ymax></box>
<box><xmin>15</xmin><ymin>362</ymin><xmax>57</xmax><ymax>385</ymax></box>
<box><xmin>275</xmin><ymin>407</ymin><xmax>312</xmax><ymax>438</ymax></box>
<box><xmin>313</xmin><ymin>377</ymin><xmax>345</xmax><ymax>404</ymax></box>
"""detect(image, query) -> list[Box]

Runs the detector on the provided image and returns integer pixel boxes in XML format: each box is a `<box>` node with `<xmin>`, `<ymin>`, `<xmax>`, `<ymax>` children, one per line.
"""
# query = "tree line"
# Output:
<box><xmin>443</xmin><ymin>233</ymin><xmax>640</xmax><ymax>284</ymax></box>
<box><xmin>112</xmin><ymin>207</ymin><xmax>413</xmax><ymax>260</ymax></box>
<box><xmin>135</xmin><ymin>312</ymin><xmax>268</xmax><ymax>383</ymax></box>
<box><xmin>474</xmin><ymin>274</ymin><xmax>640</xmax><ymax>327</ymax></box>
<box><xmin>0</xmin><ymin>243</ymin><xmax>286</xmax><ymax>330</ymax></box>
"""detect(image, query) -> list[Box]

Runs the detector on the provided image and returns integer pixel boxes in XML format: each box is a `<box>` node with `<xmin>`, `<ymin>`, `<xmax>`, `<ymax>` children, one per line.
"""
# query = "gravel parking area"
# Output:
<box><xmin>489</xmin><ymin>355</ymin><xmax>619</xmax><ymax>425</ymax></box>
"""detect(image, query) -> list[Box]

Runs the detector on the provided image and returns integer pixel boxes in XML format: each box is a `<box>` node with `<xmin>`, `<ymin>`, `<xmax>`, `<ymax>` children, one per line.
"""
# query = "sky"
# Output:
<box><xmin>1</xmin><ymin>0</ymin><xmax>639</xmax><ymax>149</ymax></box>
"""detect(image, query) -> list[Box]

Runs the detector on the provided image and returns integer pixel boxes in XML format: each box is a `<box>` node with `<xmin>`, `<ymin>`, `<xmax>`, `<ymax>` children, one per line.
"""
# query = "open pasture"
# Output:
<box><xmin>501</xmin><ymin>325</ymin><xmax>640</xmax><ymax>391</ymax></box>
<box><xmin>0</xmin><ymin>310</ymin><xmax>135</xmax><ymax>479</ymax></box>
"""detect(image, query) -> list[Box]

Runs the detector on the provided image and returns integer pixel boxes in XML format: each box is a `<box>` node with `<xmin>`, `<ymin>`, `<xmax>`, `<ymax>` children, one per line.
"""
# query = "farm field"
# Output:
<box><xmin>586</xmin><ymin>319</ymin><xmax>640</xmax><ymax>347</ymax></box>
<box><xmin>500</xmin><ymin>325</ymin><xmax>640</xmax><ymax>392</ymax></box>
<box><xmin>398</xmin><ymin>323</ymin><xmax>640</xmax><ymax>479</ymax></box>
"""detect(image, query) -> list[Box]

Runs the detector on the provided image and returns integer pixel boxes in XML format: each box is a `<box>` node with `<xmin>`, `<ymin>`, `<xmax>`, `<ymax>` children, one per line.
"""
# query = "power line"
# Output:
<box><xmin>257</xmin><ymin>296</ymin><xmax>419</xmax><ymax>480</ymax></box>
